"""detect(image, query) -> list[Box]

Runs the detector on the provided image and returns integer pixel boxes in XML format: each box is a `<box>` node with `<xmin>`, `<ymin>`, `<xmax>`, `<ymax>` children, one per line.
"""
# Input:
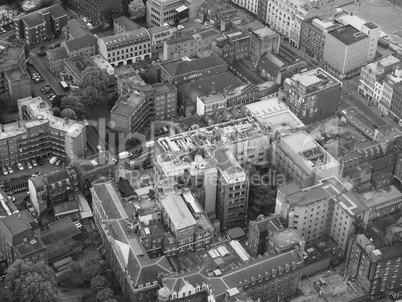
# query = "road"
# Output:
<box><xmin>29</xmin><ymin>53</ymin><xmax>64</xmax><ymax>96</ymax></box>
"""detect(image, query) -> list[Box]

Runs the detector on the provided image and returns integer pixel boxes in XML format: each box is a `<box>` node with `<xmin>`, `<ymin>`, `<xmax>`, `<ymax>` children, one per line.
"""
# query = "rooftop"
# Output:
<box><xmin>270</xmin><ymin>228</ymin><xmax>304</xmax><ymax>251</ymax></box>
<box><xmin>160</xmin><ymin>56</ymin><xmax>227</xmax><ymax>76</ymax></box>
<box><xmin>74</xmin><ymin>151</ymin><xmax>115</xmax><ymax>175</ymax></box>
<box><xmin>64</xmin><ymin>18</ymin><xmax>93</xmax><ymax>39</ymax></box>
<box><xmin>114</xmin><ymin>16</ymin><xmax>141</xmax><ymax>31</ymax></box>
<box><xmin>90</xmin><ymin>54</ymin><xmax>115</xmax><ymax>75</ymax></box>
<box><xmin>352</xmin><ymin>185</ymin><xmax>402</xmax><ymax>209</ymax></box>
<box><xmin>160</xmin><ymin>193</ymin><xmax>197</xmax><ymax>230</ymax></box>
<box><xmin>41</xmin><ymin>217</ymin><xmax>81</xmax><ymax>246</ymax></box>
<box><xmin>47</xmin><ymin>46</ymin><xmax>68</xmax><ymax>61</ymax></box>
<box><xmin>286</xmin><ymin>67</ymin><xmax>341</xmax><ymax>94</ymax></box>
<box><xmin>5</xmin><ymin>68</ymin><xmax>28</xmax><ymax>82</ymax></box>
<box><xmin>252</xmin><ymin>27</ymin><xmax>277</xmax><ymax>38</ymax></box>
<box><xmin>1</xmin><ymin>210</ymin><xmax>36</xmax><ymax>236</ymax></box>
<box><xmin>0</xmin><ymin>190</ymin><xmax>18</xmax><ymax>218</ymax></box>
<box><xmin>328</xmin><ymin>25</ymin><xmax>368</xmax><ymax>46</ymax></box>
<box><xmin>64</xmin><ymin>35</ymin><xmax>97</xmax><ymax>52</ymax></box>
<box><xmin>64</xmin><ymin>55</ymin><xmax>96</xmax><ymax>78</ymax></box>
<box><xmin>101</xmin><ymin>28</ymin><xmax>150</xmax><ymax>46</ymax></box>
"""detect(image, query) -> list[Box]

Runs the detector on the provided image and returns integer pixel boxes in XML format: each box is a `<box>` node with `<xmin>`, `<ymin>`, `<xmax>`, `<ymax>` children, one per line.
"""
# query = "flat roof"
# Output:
<box><xmin>353</xmin><ymin>185</ymin><xmax>402</xmax><ymax>208</ymax></box>
<box><xmin>328</xmin><ymin>25</ymin><xmax>368</xmax><ymax>45</ymax></box>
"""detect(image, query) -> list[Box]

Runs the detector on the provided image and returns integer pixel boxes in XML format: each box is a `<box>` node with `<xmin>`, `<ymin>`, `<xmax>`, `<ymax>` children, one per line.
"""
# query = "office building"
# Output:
<box><xmin>113</xmin><ymin>16</ymin><xmax>140</xmax><ymax>35</ymax></box>
<box><xmin>68</xmin><ymin>0</ymin><xmax>121</xmax><ymax>25</ymax></box>
<box><xmin>383</xmin><ymin>65</ymin><xmax>402</xmax><ymax>126</ymax></box>
<box><xmin>272</xmin><ymin>131</ymin><xmax>340</xmax><ymax>188</ymax></box>
<box><xmin>211</xmin><ymin>31</ymin><xmax>250</xmax><ymax>63</ymax></box>
<box><xmin>98</xmin><ymin>28</ymin><xmax>151</xmax><ymax>67</ymax></box>
<box><xmin>323</xmin><ymin>25</ymin><xmax>370</xmax><ymax>79</ymax></box>
<box><xmin>232</xmin><ymin>0</ymin><xmax>258</xmax><ymax>14</ymax></box>
<box><xmin>276</xmin><ymin>176</ymin><xmax>368</xmax><ymax>251</ymax></box>
<box><xmin>248</xmin><ymin>215</ymin><xmax>283</xmax><ymax>257</ymax></box>
<box><xmin>14</xmin><ymin>4</ymin><xmax>68</xmax><ymax>45</ymax></box>
<box><xmin>153</xmin><ymin>82</ymin><xmax>177</xmax><ymax>120</ymax></box>
<box><xmin>3</xmin><ymin>68</ymin><xmax>31</xmax><ymax>101</ymax></box>
<box><xmin>280</xmin><ymin>67</ymin><xmax>342</xmax><ymax>124</ymax></box>
<box><xmin>148</xmin><ymin>25</ymin><xmax>174</xmax><ymax>60</ymax></box>
<box><xmin>62</xmin><ymin>34</ymin><xmax>98</xmax><ymax>58</ymax></box>
<box><xmin>47</xmin><ymin>46</ymin><xmax>69</xmax><ymax>74</ymax></box>
<box><xmin>359</xmin><ymin>56</ymin><xmax>400</xmax><ymax>110</ymax></box>
<box><xmin>0</xmin><ymin>210</ymin><xmax>47</xmax><ymax>265</ymax></box>
<box><xmin>250</xmin><ymin>27</ymin><xmax>279</xmax><ymax>62</ymax></box>
<box><xmin>146</xmin><ymin>0</ymin><xmax>189</xmax><ymax>27</ymax></box>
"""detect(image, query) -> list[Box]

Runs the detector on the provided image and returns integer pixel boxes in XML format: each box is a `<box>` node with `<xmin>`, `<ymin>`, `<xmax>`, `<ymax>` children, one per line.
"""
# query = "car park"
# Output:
<box><xmin>32</xmin><ymin>159</ymin><xmax>38</xmax><ymax>167</ymax></box>
<box><xmin>55</xmin><ymin>159</ymin><xmax>62</xmax><ymax>166</ymax></box>
<box><xmin>7</xmin><ymin>196</ymin><xmax>15</xmax><ymax>202</ymax></box>
<box><xmin>26</xmin><ymin>161</ymin><xmax>33</xmax><ymax>170</ymax></box>
<box><xmin>2</xmin><ymin>166</ymin><xmax>8</xmax><ymax>175</ymax></box>
<box><xmin>17</xmin><ymin>163</ymin><xmax>24</xmax><ymax>171</ymax></box>
<box><xmin>49</xmin><ymin>156</ymin><xmax>58</xmax><ymax>165</ymax></box>
<box><xmin>36</xmin><ymin>157</ymin><xmax>43</xmax><ymax>165</ymax></box>
<box><xmin>6</xmin><ymin>166</ymin><xmax>13</xmax><ymax>174</ymax></box>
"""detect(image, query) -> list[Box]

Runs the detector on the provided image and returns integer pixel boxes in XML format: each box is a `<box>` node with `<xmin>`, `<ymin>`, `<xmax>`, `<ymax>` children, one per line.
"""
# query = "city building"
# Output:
<box><xmin>232</xmin><ymin>0</ymin><xmax>258</xmax><ymax>14</ymax></box>
<box><xmin>159</xmin><ymin>56</ymin><xmax>228</xmax><ymax>86</ymax></box>
<box><xmin>248</xmin><ymin>214</ymin><xmax>283</xmax><ymax>257</ymax></box>
<box><xmin>98</xmin><ymin>28</ymin><xmax>151</xmax><ymax>67</ymax></box>
<box><xmin>91</xmin><ymin>178</ymin><xmax>174</xmax><ymax>302</ymax></box>
<box><xmin>0</xmin><ymin>189</ymin><xmax>18</xmax><ymax>219</ymax></box>
<box><xmin>300</xmin><ymin>18</ymin><xmax>342</xmax><ymax>64</ymax></box>
<box><xmin>148</xmin><ymin>25</ymin><xmax>174</xmax><ymax>60</ymax></box>
<box><xmin>211</xmin><ymin>31</ymin><xmax>250</xmax><ymax>63</ymax></box>
<box><xmin>146</xmin><ymin>0</ymin><xmax>189</xmax><ymax>27</ymax></box>
<box><xmin>14</xmin><ymin>4</ymin><xmax>68</xmax><ymax>45</ymax></box>
<box><xmin>62</xmin><ymin>18</ymin><xmax>94</xmax><ymax>40</ymax></box>
<box><xmin>113</xmin><ymin>16</ymin><xmax>140</xmax><ymax>34</ymax></box>
<box><xmin>358</xmin><ymin>56</ymin><xmax>400</xmax><ymax>111</ymax></box>
<box><xmin>0</xmin><ymin>41</ymin><xmax>29</xmax><ymax>100</ymax></box>
<box><xmin>63</xmin><ymin>55</ymin><xmax>96</xmax><ymax>85</ymax></box>
<box><xmin>40</xmin><ymin>217</ymin><xmax>83</xmax><ymax>263</ymax></box>
<box><xmin>68</xmin><ymin>0</ymin><xmax>121</xmax><ymax>25</ymax></box>
<box><xmin>0</xmin><ymin>210</ymin><xmax>47</xmax><ymax>265</ymax></box>
<box><xmin>90</xmin><ymin>54</ymin><xmax>116</xmax><ymax>93</ymax></box>
<box><xmin>323</xmin><ymin>25</ymin><xmax>370</xmax><ymax>79</ymax></box>
<box><xmin>250</xmin><ymin>27</ymin><xmax>279</xmax><ymax>62</ymax></box>
<box><xmin>161</xmin><ymin>27</ymin><xmax>222</xmax><ymax>61</ymax></box>
<box><xmin>275</xmin><ymin>176</ymin><xmax>368</xmax><ymax>251</ymax></box>
<box><xmin>46</xmin><ymin>46</ymin><xmax>69</xmax><ymax>74</ymax></box>
<box><xmin>280</xmin><ymin>67</ymin><xmax>342</xmax><ymax>125</ymax></box>
<box><xmin>268</xmin><ymin>228</ymin><xmax>305</xmax><ymax>254</ymax></box>
<box><xmin>0</xmin><ymin>3</ymin><xmax>19</xmax><ymax>27</ymax></box>
<box><xmin>62</xmin><ymin>34</ymin><xmax>98</xmax><ymax>58</ymax></box>
<box><xmin>272</xmin><ymin>131</ymin><xmax>340</xmax><ymax>188</ymax></box>
<box><xmin>383</xmin><ymin>65</ymin><xmax>402</xmax><ymax>126</ymax></box>
<box><xmin>152</xmin><ymin>82</ymin><xmax>177</xmax><ymax>121</ymax></box>
<box><xmin>346</xmin><ymin>234</ymin><xmax>402</xmax><ymax>298</ymax></box>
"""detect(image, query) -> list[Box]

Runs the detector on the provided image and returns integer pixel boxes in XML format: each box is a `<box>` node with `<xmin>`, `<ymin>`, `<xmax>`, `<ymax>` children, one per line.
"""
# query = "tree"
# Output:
<box><xmin>38</xmin><ymin>0</ymin><xmax>55</xmax><ymax>9</ymax></box>
<box><xmin>128</xmin><ymin>0</ymin><xmax>146</xmax><ymax>20</ymax></box>
<box><xmin>52</xmin><ymin>107</ymin><xmax>61</xmax><ymax>117</ymax></box>
<box><xmin>81</xmin><ymin>259</ymin><xmax>103</xmax><ymax>282</ymax></box>
<box><xmin>4</xmin><ymin>260</ymin><xmax>58</xmax><ymax>302</ymax></box>
<box><xmin>51</xmin><ymin>95</ymin><xmax>63</xmax><ymax>108</ymax></box>
<box><xmin>79</xmin><ymin>67</ymin><xmax>109</xmax><ymax>108</ymax></box>
<box><xmin>91</xmin><ymin>275</ymin><xmax>110</xmax><ymax>292</ymax></box>
<box><xmin>61</xmin><ymin>95</ymin><xmax>85</xmax><ymax>118</ymax></box>
<box><xmin>61</xmin><ymin>108</ymin><xmax>77</xmax><ymax>120</ymax></box>
<box><xmin>0</xmin><ymin>94</ymin><xmax>11</xmax><ymax>123</ymax></box>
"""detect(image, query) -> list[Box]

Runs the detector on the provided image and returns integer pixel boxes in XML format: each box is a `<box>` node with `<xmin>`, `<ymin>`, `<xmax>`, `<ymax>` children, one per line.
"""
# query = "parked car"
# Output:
<box><xmin>74</xmin><ymin>221</ymin><xmax>82</xmax><ymax>230</ymax></box>
<box><xmin>2</xmin><ymin>166</ymin><xmax>8</xmax><ymax>175</ymax></box>
<box><xmin>26</xmin><ymin>161</ymin><xmax>33</xmax><ymax>170</ymax></box>
<box><xmin>49</xmin><ymin>156</ymin><xmax>58</xmax><ymax>165</ymax></box>
<box><xmin>47</xmin><ymin>93</ymin><xmax>55</xmax><ymax>99</ymax></box>
<box><xmin>32</xmin><ymin>172</ymin><xmax>41</xmax><ymax>177</ymax></box>
<box><xmin>7</xmin><ymin>196</ymin><xmax>15</xmax><ymax>202</ymax></box>
<box><xmin>0</xmin><ymin>28</ymin><xmax>6</xmax><ymax>33</ymax></box>
<box><xmin>17</xmin><ymin>163</ymin><xmax>24</xmax><ymax>171</ymax></box>
<box><xmin>55</xmin><ymin>159</ymin><xmax>62</xmax><ymax>166</ymax></box>
<box><xmin>49</xmin><ymin>95</ymin><xmax>56</xmax><ymax>102</ymax></box>
<box><xmin>31</xmin><ymin>159</ymin><xmax>38</xmax><ymax>167</ymax></box>
<box><xmin>6</xmin><ymin>166</ymin><xmax>13</xmax><ymax>174</ymax></box>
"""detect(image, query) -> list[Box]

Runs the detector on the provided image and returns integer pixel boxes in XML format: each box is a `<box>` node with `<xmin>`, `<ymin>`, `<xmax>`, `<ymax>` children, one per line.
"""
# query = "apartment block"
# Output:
<box><xmin>359</xmin><ymin>56</ymin><xmax>400</xmax><ymax>111</ymax></box>
<box><xmin>153</xmin><ymin>82</ymin><xmax>177</xmax><ymax>120</ymax></box>
<box><xmin>146</xmin><ymin>0</ymin><xmax>188</xmax><ymax>27</ymax></box>
<box><xmin>276</xmin><ymin>176</ymin><xmax>368</xmax><ymax>251</ymax></box>
<box><xmin>113</xmin><ymin>16</ymin><xmax>140</xmax><ymax>35</ymax></box>
<box><xmin>63</xmin><ymin>55</ymin><xmax>96</xmax><ymax>85</ymax></box>
<box><xmin>323</xmin><ymin>25</ymin><xmax>370</xmax><ymax>79</ymax></box>
<box><xmin>3</xmin><ymin>68</ymin><xmax>31</xmax><ymax>101</ymax></box>
<box><xmin>0</xmin><ymin>210</ymin><xmax>47</xmax><ymax>266</ymax></box>
<box><xmin>68</xmin><ymin>0</ymin><xmax>121</xmax><ymax>25</ymax></box>
<box><xmin>14</xmin><ymin>4</ymin><xmax>68</xmax><ymax>45</ymax></box>
<box><xmin>161</xmin><ymin>27</ymin><xmax>222</xmax><ymax>61</ymax></box>
<box><xmin>98</xmin><ymin>28</ymin><xmax>151</xmax><ymax>67</ymax></box>
<box><xmin>147</xmin><ymin>25</ymin><xmax>174</xmax><ymax>59</ymax></box>
<box><xmin>46</xmin><ymin>46</ymin><xmax>69</xmax><ymax>74</ymax></box>
<box><xmin>272</xmin><ymin>131</ymin><xmax>340</xmax><ymax>188</ymax></box>
<box><xmin>62</xmin><ymin>18</ymin><xmax>93</xmax><ymax>40</ymax></box>
<box><xmin>62</xmin><ymin>34</ymin><xmax>98</xmax><ymax>58</ymax></box>
<box><xmin>383</xmin><ymin>65</ymin><xmax>402</xmax><ymax>126</ymax></box>
<box><xmin>280</xmin><ymin>67</ymin><xmax>342</xmax><ymax>125</ymax></box>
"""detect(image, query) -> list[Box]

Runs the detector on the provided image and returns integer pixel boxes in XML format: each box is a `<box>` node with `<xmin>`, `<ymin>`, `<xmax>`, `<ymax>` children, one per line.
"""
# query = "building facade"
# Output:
<box><xmin>68</xmin><ymin>0</ymin><xmax>121</xmax><ymax>25</ymax></box>
<box><xmin>146</xmin><ymin>0</ymin><xmax>187</xmax><ymax>27</ymax></box>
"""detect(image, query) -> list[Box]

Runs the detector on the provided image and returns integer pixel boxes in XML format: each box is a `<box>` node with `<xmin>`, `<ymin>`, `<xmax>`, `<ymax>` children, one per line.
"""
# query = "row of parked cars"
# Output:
<box><xmin>1</xmin><ymin>158</ymin><xmax>43</xmax><ymax>176</ymax></box>
<box><xmin>29</xmin><ymin>71</ymin><xmax>44</xmax><ymax>84</ymax></box>
<box><xmin>0</xmin><ymin>24</ymin><xmax>14</xmax><ymax>34</ymax></box>
<box><xmin>49</xmin><ymin>156</ymin><xmax>63</xmax><ymax>166</ymax></box>
<box><xmin>41</xmin><ymin>84</ymin><xmax>56</xmax><ymax>101</ymax></box>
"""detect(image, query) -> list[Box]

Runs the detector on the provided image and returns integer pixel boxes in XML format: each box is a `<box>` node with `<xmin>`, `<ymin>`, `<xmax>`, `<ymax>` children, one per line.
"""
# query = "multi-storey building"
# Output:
<box><xmin>212</xmin><ymin>31</ymin><xmax>250</xmax><ymax>63</ymax></box>
<box><xmin>158</xmin><ymin>191</ymin><xmax>214</xmax><ymax>255</ymax></box>
<box><xmin>148</xmin><ymin>25</ymin><xmax>174</xmax><ymax>60</ymax></box>
<box><xmin>62</xmin><ymin>35</ymin><xmax>98</xmax><ymax>58</ymax></box>
<box><xmin>232</xmin><ymin>0</ymin><xmax>258</xmax><ymax>14</ymax></box>
<box><xmin>280</xmin><ymin>67</ymin><xmax>342</xmax><ymax>124</ymax></box>
<box><xmin>358</xmin><ymin>56</ymin><xmax>400</xmax><ymax>111</ymax></box>
<box><xmin>159</xmin><ymin>56</ymin><xmax>227</xmax><ymax>86</ymax></box>
<box><xmin>0</xmin><ymin>3</ymin><xmax>19</xmax><ymax>27</ymax></box>
<box><xmin>0</xmin><ymin>210</ymin><xmax>47</xmax><ymax>265</ymax></box>
<box><xmin>90</xmin><ymin>54</ymin><xmax>116</xmax><ymax>93</ymax></box>
<box><xmin>300</xmin><ymin>18</ymin><xmax>342</xmax><ymax>64</ymax></box>
<box><xmin>146</xmin><ymin>0</ymin><xmax>188</xmax><ymax>27</ymax></box>
<box><xmin>346</xmin><ymin>234</ymin><xmax>402</xmax><ymax>298</ymax></box>
<box><xmin>18</xmin><ymin>96</ymin><xmax>86</xmax><ymax>162</ymax></box>
<box><xmin>276</xmin><ymin>176</ymin><xmax>368</xmax><ymax>251</ymax></box>
<box><xmin>63</xmin><ymin>55</ymin><xmax>96</xmax><ymax>85</ymax></box>
<box><xmin>250</xmin><ymin>27</ymin><xmax>279</xmax><ymax>62</ymax></box>
<box><xmin>113</xmin><ymin>16</ymin><xmax>140</xmax><ymax>35</ymax></box>
<box><xmin>68</xmin><ymin>0</ymin><xmax>121</xmax><ymax>25</ymax></box>
<box><xmin>98</xmin><ymin>28</ymin><xmax>151</xmax><ymax>67</ymax></box>
<box><xmin>248</xmin><ymin>215</ymin><xmax>284</xmax><ymax>257</ymax></box>
<box><xmin>47</xmin><ymin>46</ymin><xmax>69</xmax><ymax>74</ymax></box>
<box><xmin>0</xmin><ymin>41</ymin><xmax>29</xmax><ymax>100</ymax></box>
<box><xmin>214</xmin><ymin>148</ymin><xmax>249</xmax><ymax>229</ymax></box>
<box><xmin>0</xmin><ymin>97</ymin><xmax>86</xmax><ymax>167</ymax></box>
<box><xmin>272</xmin><ymin>131</ymin><xmax>340</xmax><ymax>188</ymax></box>
<box><xmin>383</xmin><ymin>65</ymin><xmax>402</xmax><ymax>126</ymax></box>
<box><xmin>14</xmin><ymin>4</ymin><xmax>68</xmax><ymax>45</ymax></box>
<box><xmin>153</xmin><ymin>82</ymin><xmax>177</xmax><ymax>120</ymax></box>
<box><xmin>62</xmin><ymin>18</ymin><xmax>94</xmax><ymax>40</ymax></box>
<box><xmin>323</xmin><ymin>25</ymin><xmax>370</xmax><ymax>79</ymax></box>
<box><xmin>0</xmin><ymin>189</ymin><xmax>18</xmax><ymax>219</ymax></box>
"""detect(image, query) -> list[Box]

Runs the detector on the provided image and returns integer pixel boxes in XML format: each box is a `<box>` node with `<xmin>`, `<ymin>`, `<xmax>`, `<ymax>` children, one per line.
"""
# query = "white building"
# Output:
<box><xmin>232</xmin><ymin>0</ymin><xmax>258</xmax><ymax>15</ymax></box>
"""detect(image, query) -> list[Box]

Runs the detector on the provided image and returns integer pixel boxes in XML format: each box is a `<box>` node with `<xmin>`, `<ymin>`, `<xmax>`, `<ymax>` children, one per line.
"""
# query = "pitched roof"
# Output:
<box><xmin>114</xmin><ymin>16</ymin><xmax>141</xmax><ymax>31</ymax></box>
<box><xmin>161</xmin><ymin>56</ymin><xmax>227</xmax><ymax>76</ymax></box>
<box><xmin>48</xmin><ymin>4</ymin><xmax>68</xmax><ymax>19</ymax></box>
<box><xmin>101</xmin><ymin>28</ymin><xmax>150</xmax><ymax>46</ymax></box>
<box><xmin>64</xmin><ymin>18</ymin><xmax>93</xmax><ymax>39</ymax></box>
<box><xmin>23</xmin><ymin>12</ymin><xmax>45</xmax><ymax>28</ymax></box>
<box><xmin>46</xmin><ymin>169</ymin><xmax>70</xmax><ymax>184</ymax></box>
<box><xmin>41</xmin><ymin>217</ymin><xmax>81</xmax><ymax>246</ymax></box>
<box><xmin>160</xmin><ymin>193</ymin><xmax>196</xmax><ymax>230</ymax></box>
<box><xmin>47</xmin><ymin>46</ymin><xmax>68</xmax><ymax>61</ymax></box>
<box><xmin>64</xmin><ymin>35</ymin><xmax>97</xmax><ymax>52</ymax></box>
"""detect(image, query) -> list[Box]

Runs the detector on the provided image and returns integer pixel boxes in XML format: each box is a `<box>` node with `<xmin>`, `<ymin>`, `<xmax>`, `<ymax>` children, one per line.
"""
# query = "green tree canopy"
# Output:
<box><xmin>79</xmin><ymin>67</ymin><xmax>109</xmax><ymax>108</ymax></box>
<box><xmin>81</xmin><ymin>258</ymin><xmax>103</xmax><ymax>282</ymax></box>
<box><xmin>128</xmin><ymin>0</ymin><xmax>146</xmax><ymax>19</ymax></box>
<box><xmin>61</xmin><ymin>95</ymin><xmax>85</xmax><ymax>118</ymax></box>
<box><xmin>52</xmin><ymin>107</ymin><xmax>61</xmax><ymax>117</ymax></box>
<box><xmin>90</xmin><ymin>275</ymin><xmax>110</xmax><ymax>292</ymax></box>
<box><xmin>4</xmin><ymin>260</ymin><xmax>58</xmax><ymax>302</ymax></box>
<box><xmin>60</xmin><ymin>108</ymin><xmax>77</xmax><ymax>120</ymax></box>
